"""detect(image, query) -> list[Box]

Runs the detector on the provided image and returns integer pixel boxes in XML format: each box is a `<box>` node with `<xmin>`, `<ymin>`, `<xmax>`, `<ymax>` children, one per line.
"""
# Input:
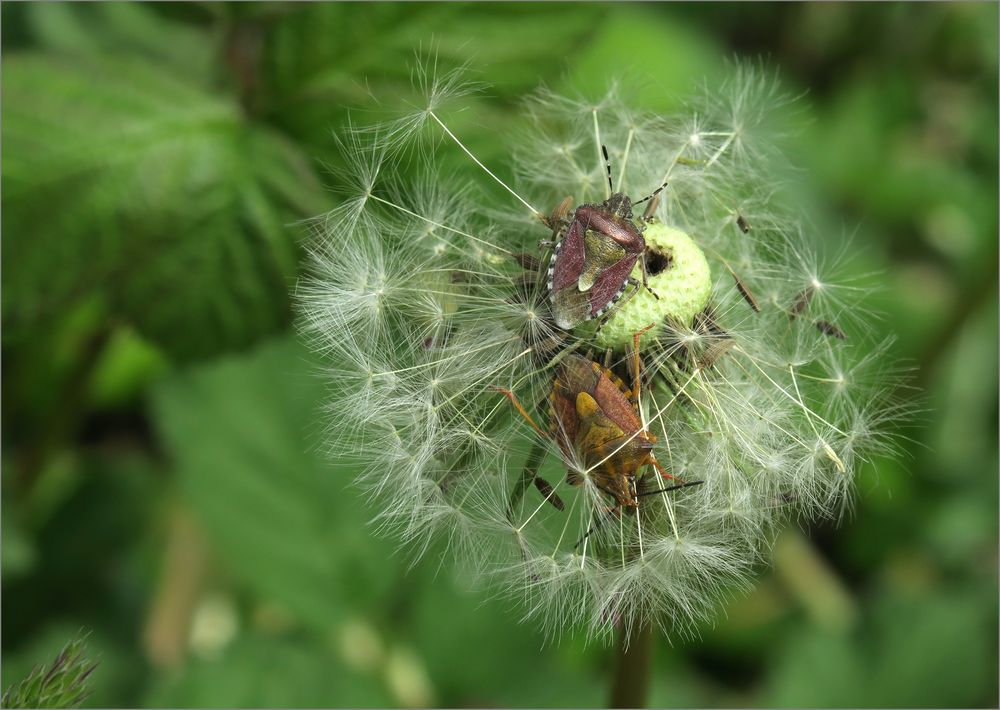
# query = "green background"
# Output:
<box><xmin>3</xmin><ymin>3</ymin><xmax>997</xmax><ymax>707</ymax></box>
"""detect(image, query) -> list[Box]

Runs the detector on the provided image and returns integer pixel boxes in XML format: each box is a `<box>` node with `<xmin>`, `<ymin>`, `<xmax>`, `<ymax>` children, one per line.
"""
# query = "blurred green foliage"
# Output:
<box><xmin>2</xmin><ymin>631</ymin><xmax>96</xmax><ymax>708</ymax></box>
<box><xmin>3</xmin><ymin>3</ymin><xmax>997</xmax><ymax>707</ymax></box>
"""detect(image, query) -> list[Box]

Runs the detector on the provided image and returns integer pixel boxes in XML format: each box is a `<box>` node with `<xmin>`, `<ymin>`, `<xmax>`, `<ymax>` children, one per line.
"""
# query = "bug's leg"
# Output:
<box><xmin>552</xmin><ymin>195</ymin><xmax>573</xmax><ymax>220</ymax></box>
<box><xmin>506</xmin><ymin>439</ymin><xmax>548</xmax><ymax>523</ymax></box>
<box><xmin>594</xmin><ymin>280</ymin><xmax>643</xmax><ymax>335</ymax></box>
<box><xmin>492</xmin><ymin>387</ymin><xmax>549</xmax><ymax>438</ymax></box>
<box><xmin>541</xmin><ymin>196</ymin><xmax>574</xmax><ymax>237</ymax></box>
<box><xmin>512</xmin><ymin>252</ymin><xmax>542</xmax><ymax>273</ymax></box>
<box><xmin>533</xmin><ymin>476</ymin><xmax>566</xmax><ymax>511</ymax></box>
<box><xmin>629</xmin><ymin>323</ymin><xmax>657</xmax><ymax>400</ymax></box>
<box><xmin>639</xmin><ymin>252</ymin><xmax>660</xmax><ymax>300</ymax></box>
<box><xmin>536</xmin><ymin>194</ymin><xmax>571</xmax><ymax>230</ymax></box>
<box><xmin>538</xmin><ymin>197</ymin><xmax>573</xmax><ymax>255</ymax></box>
<box><xmin>648</xmin><ymin>455</ymin><xmax>678</xmax><ymax>482</ymax></box>
<box><xmin>574</xmin><ymin>504</ymin><xmax>622</xmax><ymax>549</ymax></box>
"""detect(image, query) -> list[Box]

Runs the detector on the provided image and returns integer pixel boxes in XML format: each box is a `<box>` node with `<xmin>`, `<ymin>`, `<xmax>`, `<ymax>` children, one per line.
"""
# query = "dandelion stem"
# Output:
<box><xmin>609</xmin><ymin>620</ymin><xmax>654</xmax><ymax>708</ymax></box>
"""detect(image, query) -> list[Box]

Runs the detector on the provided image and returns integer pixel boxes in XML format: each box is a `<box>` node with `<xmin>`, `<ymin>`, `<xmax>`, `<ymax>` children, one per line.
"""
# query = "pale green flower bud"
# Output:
<box><xmin>594</xmin><ymin>224</ymin><xmax>713</xmax><ymax>350</ymax></box>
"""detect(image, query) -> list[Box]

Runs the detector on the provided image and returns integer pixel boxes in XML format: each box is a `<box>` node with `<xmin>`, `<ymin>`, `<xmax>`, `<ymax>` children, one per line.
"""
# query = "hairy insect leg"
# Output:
<box><xmin>542</xmin><ymin>196</ymin><xmax>574</xmax><ymax>235</ymax></box>
<box><xmin>574</xmin><ymin>481</ymin><xmax>703</xmax><ymax>547</ymax></box>
<box><xmin>492</xmin><ymin>387</ymin><xmax>548</xmax><ymax>438</ymax></box>
<box><xmin>506</xmin><ymin>439</ymin><xmax>548</xmax><ymax>523</ymax></box>
<box><xmin>533</xmin><ymin>476</ymin><xmax>566</xmax><ymax>511</ymax></box>
<box><xmin>629</xmin><ymin>323</ymin><xmax>657</xmax><ymax>401</ymax></box>
<box><xmin>594</xmin><ymin>280</ymin><xmax>643</xmax><ymax>335</ymax></box>
<box><xmin>649</xmin><ymin>456</ymin><xmax>678</xmax><ymax>482</ymax></box>
<box><xmin>512</xmin><ymin>252</ymin><xmax>542</xmax><ymax>273</ymax></box>
<box><xmin>538</xmin><ymin>196</ymin><xmax>573</xmax><ymax>254</ymax></box>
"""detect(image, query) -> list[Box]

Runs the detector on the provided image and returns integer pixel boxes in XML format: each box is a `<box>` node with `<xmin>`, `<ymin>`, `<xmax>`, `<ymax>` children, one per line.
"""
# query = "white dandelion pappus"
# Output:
<box><xmin>298</xmin><ymin>60</ymin><xmax>910</xmax><ymax>640</ymax></box>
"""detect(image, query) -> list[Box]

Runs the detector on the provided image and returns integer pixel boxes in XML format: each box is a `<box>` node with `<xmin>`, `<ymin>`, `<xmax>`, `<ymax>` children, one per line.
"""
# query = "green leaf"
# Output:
<box><xmin>0</xmin><ymin>493</ymin><xmax>36</xmax><ymax>578</ymax></box>
<box><xmin>85</xmin><ymin>326</ymin><xmax>170</xmax><ymax>409</ymax></box>
<box><xmin>257</xmin><ymin>4</ymin><xmax>606</xmax><ymax>162</ymax></box>
<box><xmin>2</xmin><ymin>54</ymin><xmax>327</xmax><ymax>361</ymax></box>
<box><xmin>151</xmin><ymin>338</ymin><xmax>397</xmax><ymax>634</ymax></box>
<box><xmin>563</xmin><ymin>6</ymin><xmax>725</xmax><ymax>111</ymax></box>
<box><xmin>761</xmin><ymin>587</ymin><xmax>998</xmax><ymax>707</ymax></box>
<box><xmin>761</xmin><ymin>628</ymin><xmax>866</xmax><ymax>707</ymax></box>
<box><xmin>866</xmin><ymin>590</ymin><xmax>997</xmax><ymax>707</ymax></box>
<box><xmin>402</xmin><ymin>554</ymin><xmax>606</xmax><ymax>707</ymax></box>
<box><xmin>21</xmin><ymin>4</ymin><xmax>215</xmax><ymax>82</ymax></box>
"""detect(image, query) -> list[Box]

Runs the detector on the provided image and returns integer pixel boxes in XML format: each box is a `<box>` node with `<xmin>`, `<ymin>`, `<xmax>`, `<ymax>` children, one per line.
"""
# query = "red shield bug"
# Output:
<box><xmin>546</xmin><ymin>146</ymin><xmax>668</xmax><ymax>330</ymax></box>
<box><xmin>495</xmin><ymin>326</ymin><xmax>701</xmax><ymax>518</ymax></box>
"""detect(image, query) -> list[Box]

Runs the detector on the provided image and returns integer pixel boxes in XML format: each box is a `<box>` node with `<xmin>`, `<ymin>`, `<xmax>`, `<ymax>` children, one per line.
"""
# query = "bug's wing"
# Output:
<box><xmin>560</xmin><ymin>357</ymin><xmax>643</xmax><ymax>435</ymax></box>
<box><xmin>549</xmin><ymin>385</ymin><xmax>580</xmax><ymax>462</ymax></box>
<box><xmin>578</xmin><ymin>231</ymin><xmax>626</xmax><ymax>291</ymax></box>
<box><xmin>551</xmin><ymin>287</ymin><xmax>592</xmax><ymax>330</ymax></box>
<box><xmin>588</xmin><ymin>253</ymin><xmax>639</xmax><ymax>319</ymax></box>
<box><xmin>550</xmin><ymin>219</ymin><xmax>586</xmax><ymax>291</ymax></box>
<box><xmin>574</xmin><ymin>392</ymin><xmax>642</xmax><ymax>508</ymax></box>
<box><xmin>555</xmin><ymin>354</ymin><xmax>601</xmax><ymax>396</ymax></box>
<box><xmin>591</xmin><ymin>366</ymin><xmax>644</xmax><ymax>434</ymax></box>
<box><xmin>549</xmin><ymin>220</ymin><xmax>592</xmax><ymax>329</ymax></box>
<box><xmin>575</xmin><ymin>391</ymin><xmax>623</xmax><ymax>438</ymax></box>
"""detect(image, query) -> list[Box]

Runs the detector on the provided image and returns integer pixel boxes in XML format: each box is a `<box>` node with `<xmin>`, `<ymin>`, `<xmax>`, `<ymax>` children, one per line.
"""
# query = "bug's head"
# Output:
<box><xmin>604</xmin><ymin>192</ymin><xmax>633</xmax><ymax>221</ymax></box>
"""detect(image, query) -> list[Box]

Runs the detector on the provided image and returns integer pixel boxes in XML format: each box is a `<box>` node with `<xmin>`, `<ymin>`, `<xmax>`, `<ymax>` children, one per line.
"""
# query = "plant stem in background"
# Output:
<box><xmin>609</xmin><ymin>621</ymin><xmax>654</xmax><ymax>708</ymax></box>
<box><xmin>142</xmin><ymin>503</ymin><xmax>211</xmax><ymax>669</ymax></box>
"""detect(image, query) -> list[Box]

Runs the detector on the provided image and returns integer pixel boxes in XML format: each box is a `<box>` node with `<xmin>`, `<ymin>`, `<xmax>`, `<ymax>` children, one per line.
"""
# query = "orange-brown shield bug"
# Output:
<box><xmin>495</xmin><ymin>325</ymin><xmax>701</xmax><ymax>516</ymax></box>
<box><xmin>546</xmin><ymin>146</ymin><xmax>667</xmax><ymax>330</ymax></box>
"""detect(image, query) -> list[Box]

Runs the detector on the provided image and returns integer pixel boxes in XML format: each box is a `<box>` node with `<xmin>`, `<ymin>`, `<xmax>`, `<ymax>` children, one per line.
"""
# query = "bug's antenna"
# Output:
<box><xmin>602</xmin><ymin>144</ymin><xmax>614</xmax><ymax>194</ymax></box>
<box><xmin>634</xmin><ymin>181</ymin><xmax>668</xmax><ymax>206</ymax></box>
<box><xmin>572</xmin><ymin>480</ymin><xmax>704</xmax><ymax>549</ymax></box>
<box><xmin>636</xmin><ymin>480</ymin><xmax>704</xmax><ymax>498</ymax></box>
<box><xmin>574</xmin><ymin>509</ymin><xmax>612</xmax><ymax>549</ymax></box>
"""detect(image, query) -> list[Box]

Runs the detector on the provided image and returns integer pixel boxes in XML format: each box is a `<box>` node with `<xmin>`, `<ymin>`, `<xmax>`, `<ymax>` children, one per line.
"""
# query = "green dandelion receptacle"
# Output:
<box><xmin>594</xmin><ymin>224</ymin><xmax>713</xmax><ymax>350</ymax></box>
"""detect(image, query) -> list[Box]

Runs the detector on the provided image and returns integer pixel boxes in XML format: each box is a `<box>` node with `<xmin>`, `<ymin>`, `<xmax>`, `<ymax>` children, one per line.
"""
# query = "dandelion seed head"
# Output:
<box><xmin>299</xmin><ymin>58</ymin><xmax>910</xmax><ymax>641</ymax></box>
